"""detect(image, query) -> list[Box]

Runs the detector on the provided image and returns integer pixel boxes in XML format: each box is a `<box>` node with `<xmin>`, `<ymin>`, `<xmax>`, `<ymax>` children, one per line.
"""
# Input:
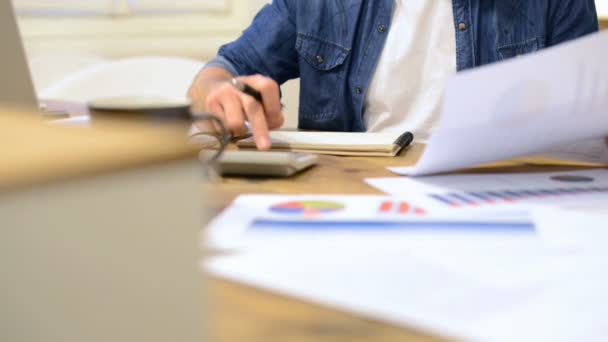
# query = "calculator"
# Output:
<box><xmin>199</xmin><ymin>150</ymin><xmax>318</xmax><ymax>177</ymax></box>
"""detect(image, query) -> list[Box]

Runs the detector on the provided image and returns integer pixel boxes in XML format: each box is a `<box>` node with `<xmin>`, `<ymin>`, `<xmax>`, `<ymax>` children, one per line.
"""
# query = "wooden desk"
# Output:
<box><xmin>0</xmin><ymin>109</ymin><xmax>197</xmax><ymax>190</ymax></box>
<box><xmin>205</xmin><ymin>145</ymin><xmax>600</xmax><ymax>342</ymax></box>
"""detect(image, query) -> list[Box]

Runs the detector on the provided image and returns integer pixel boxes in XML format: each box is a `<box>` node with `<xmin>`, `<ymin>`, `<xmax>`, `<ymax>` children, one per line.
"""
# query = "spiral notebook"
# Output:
<box><xmin>236</xmin><ymin>131</ymin><xmax>414</xmax><ymax>157</ymax></box>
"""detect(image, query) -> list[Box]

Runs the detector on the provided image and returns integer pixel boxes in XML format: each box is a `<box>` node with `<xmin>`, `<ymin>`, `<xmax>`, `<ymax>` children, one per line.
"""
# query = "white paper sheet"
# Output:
<box><xmin>206</xmin><ymin>193</ymin><xmax>606</xmax><ymax>293</ymax></box>
<box><xmin>205</xmin><ymin>193</ymin><xmax>608</xmax><ymax>341</ymax></box>
<box><xmin>531</xmin><ymin>202</ymin><xmax>608</xmax><ymax>252</ymax></box>
<box><xmin>367</xmin><ymin>169</ymin><xmax>608</xmax><ymax>212</ymax></box>
<box><xmin>473</xmin><ymin>258</ymin><xmax>608</xmax><ymax>342</ymax></box>
<box><xmin>245</xmin><ymin>131</ymin><xmax>408</xmax><ymax>147</ymax></box>
<box><xmin>206</xmin><ymin>194</ymin><xmax>534</xmax><ymax>251</ymax></box>
<box><xmin>394</xmin><ymin>31</ymin><xmax>608</xmax><ymax>176</ymax></box>
<box><xmin>206</xmin><ymin>243</ymin><xmax>604</xmax><ymax>342</ymax></box>
<box><xmin>205</xmin><ymin>247</ymin><xmax>534</xmax><ymax>341</ymax></box>
<box><xmin>50</xmin><ymin>115</ymin><xmax>90</xmax><ymax>126</ymax></box>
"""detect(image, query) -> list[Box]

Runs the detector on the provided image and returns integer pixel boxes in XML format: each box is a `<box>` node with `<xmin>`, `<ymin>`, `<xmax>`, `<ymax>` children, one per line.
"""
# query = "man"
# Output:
<box><xmin>188</xmin><ymin>0</ymin><xmax>599</xmax><ymax>150</ymax></box>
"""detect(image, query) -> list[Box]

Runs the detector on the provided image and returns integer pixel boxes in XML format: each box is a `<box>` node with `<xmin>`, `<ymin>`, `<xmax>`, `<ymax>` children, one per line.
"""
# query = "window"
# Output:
<box><xmin>597</xmin><ymin>0</ymin><xmax>608</xmax><ymax>17</ymax></box>
<box><xmin>14</xmin><ymin>0</ymin><xmax>265</xmax><ymax>59</ymax></box>
<box><xmin>12</xmin><ymin>0</ymin><xmax>230</xmax><ymax>16</ymax></box>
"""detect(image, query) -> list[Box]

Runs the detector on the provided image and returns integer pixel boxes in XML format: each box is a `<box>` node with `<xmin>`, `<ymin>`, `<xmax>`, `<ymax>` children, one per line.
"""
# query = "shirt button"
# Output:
<box><xmin>377</xmin><ymin>24</ymin><xmax>386</xmax><ymax>33</ymax></box>
<box><xmin>458</xmin><ymin>23</ymin><xmax>467</xmax><ymax>32</ymax></box>
<box><xmin>355</xmin><ymin>87</ymin><xmax>363</xmax><ymax>95</ymax></box>
<box><xmin>315</xmin><ymin>55</ymin><xmax>324</xmax><ymax>64</ymax></box>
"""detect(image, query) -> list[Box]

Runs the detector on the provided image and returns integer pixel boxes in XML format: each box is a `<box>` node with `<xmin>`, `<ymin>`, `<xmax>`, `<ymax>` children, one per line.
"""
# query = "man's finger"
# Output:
<box><xmin>219</xmin><ymin>90</ymin><xmax>248</xmax><ymax>136</ymax></box>
<box><xmin>238</xmin><ymin>75</ymin><xmax>283</xmax><ymax>129</ymax></box>
<box><xmin>240</xmin><ymin>94</ymin><xmax>271</xmax><ymax>150</ymax></box>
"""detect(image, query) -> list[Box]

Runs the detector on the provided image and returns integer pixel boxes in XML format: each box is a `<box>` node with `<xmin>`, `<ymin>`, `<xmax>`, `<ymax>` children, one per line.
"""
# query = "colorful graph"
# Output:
<box><xmin>550</xmin><ymin>175</ymin><xmax>595</xmax><ymax>183</ymax></box>
<box><xmin>251</xmin><ymin>219</ymin><xmax>534</xmax><ymax>232</ymax></box>
<box><xmin>428</xmin><ymin>186</ymin><xmax>608</xmax><ymax>208</ymax></box>
<box><xmin>269</xmin><ymin>200</ymin><xmax>345</xmax><ymax>215</ymax></box>
<box><xmin>378</xmin><ymin>201</ymin><xmax>426</xmax><ymax>216</ymax></box>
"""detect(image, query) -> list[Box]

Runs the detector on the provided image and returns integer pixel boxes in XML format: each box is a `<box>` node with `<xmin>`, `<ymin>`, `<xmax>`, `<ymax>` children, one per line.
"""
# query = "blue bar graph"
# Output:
<box><xmin>427</xmin><ymin>186</ymin><xmax>608</xmax><ymax>208</ymax></box>
<box><xmin>251</xmin><ymin>220</ymin><xmax>535</xmax><ymax>232</ymax></box>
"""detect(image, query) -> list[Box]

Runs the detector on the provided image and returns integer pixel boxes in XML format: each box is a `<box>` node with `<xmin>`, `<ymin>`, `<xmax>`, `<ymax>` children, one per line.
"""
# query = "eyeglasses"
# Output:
<box><xmin>189</xmin><ymin>112</ymin><xmax>253</xmax><ymax>162</ymax></box>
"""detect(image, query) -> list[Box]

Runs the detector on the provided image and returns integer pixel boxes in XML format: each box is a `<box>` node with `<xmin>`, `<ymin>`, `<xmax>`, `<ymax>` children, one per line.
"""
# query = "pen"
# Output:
<box><xmin>230</xmin><ymin>78</ymin><xmax>285</xmax><ymax>110</ymax></box>
<box><xmin>229</xmin><ymin>78</ymin><xmax>284</xmax><ymax>139</ymax></box>
<box><xmin>231</xmin><ymin>78</ymin><xmax>264</xmax><ymax>104</ymax></box>
<box><xmin>192</xmin><ymin>78</ymin><xmax>271</xmax><ymax>144</ymax></box>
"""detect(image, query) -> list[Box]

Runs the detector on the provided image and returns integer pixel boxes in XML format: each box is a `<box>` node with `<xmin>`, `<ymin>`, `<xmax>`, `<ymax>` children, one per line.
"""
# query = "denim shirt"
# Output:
<box><xmin>206</xmin><ymin>0</ymin><xmax>598</xmax><ymax>132</ymax></box>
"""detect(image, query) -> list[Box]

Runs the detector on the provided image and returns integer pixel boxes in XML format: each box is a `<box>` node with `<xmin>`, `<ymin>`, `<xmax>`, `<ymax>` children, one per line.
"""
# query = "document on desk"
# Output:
<box><xmin>206</xmin><ymin>246</ymin><xmax>521</xmax><ymax>341</ymax></box>
<box><xmin>205</xmin><ymin>194</ymin><xmax>608</xmax><ymax>341</ymax></box>
<box><xmin>530</xmin><ymin>201</ymin><xmax>608</xmax><ymax>252</ymax></box>
<box><xmin>367</xmin><ymin>169</ymin><xmax>608</xmax><ymax>213</ymax></box>
<box><xmin>392</xmin><ymin>31</ymin><xmax>608</xmax><ymax>176</ymax></box>
<box><xmin>206</xmin><ymin>243</ymin><xmax>606</xmax><ymax>342</ymax></box>
<box><xmin>205</xmin><ymin>194</ymin><xmax>589</xmax><ymax>292</ymax></box>
<box><xmin>205</xmin><ymin>194</ymin><xmax>535</xmax><ymax>251</ymax></box>
<box><xmin>472</xmin><ymin>257</ymin><xmax>608</xmax><ymax>342</ymax></box>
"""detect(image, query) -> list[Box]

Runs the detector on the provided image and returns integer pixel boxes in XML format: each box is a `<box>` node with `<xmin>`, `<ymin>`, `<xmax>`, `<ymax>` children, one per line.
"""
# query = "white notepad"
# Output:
<box><xmin>236</xmin><ymin>131</ymin><xmax>414</xmax><ymax>157</ymax></box>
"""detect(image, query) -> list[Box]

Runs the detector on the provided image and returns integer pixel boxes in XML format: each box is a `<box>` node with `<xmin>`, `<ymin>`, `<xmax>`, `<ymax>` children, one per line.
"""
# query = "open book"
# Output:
<box><xmin>236</xmin><ymin>131</ymin><xmax>414</xmax><ymax>157</ymax></box>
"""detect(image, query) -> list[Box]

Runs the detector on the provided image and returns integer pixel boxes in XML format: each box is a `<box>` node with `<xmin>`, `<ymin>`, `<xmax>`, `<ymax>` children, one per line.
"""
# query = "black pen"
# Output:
<box><xmin>229</xmin><ymin>78</ymin><xmax>284</xmax><ymax>142</ymax></box>
<box><xmin>231</xmin><ymin>78</ymin><xmax>263</xmax><ymax>103</ymax></box>
<box><xmin>230</xmin><ymin>78</ymin><xmax>285</xmax><ymax>109</ymax></box>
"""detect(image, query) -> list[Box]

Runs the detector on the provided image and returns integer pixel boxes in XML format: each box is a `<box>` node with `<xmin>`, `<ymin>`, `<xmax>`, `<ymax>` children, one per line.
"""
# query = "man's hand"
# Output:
<box><xmin>188</xmin><ymin>67</ymin><xmax>284</xmax><ymax>150</ymax></box>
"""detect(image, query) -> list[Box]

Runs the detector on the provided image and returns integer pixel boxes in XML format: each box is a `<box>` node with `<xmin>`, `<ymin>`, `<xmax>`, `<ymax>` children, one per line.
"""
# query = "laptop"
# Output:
<box><xmin>0</xmin><ymin>0</ymin><xmax>39</xmax><ymax>113</ymax></box>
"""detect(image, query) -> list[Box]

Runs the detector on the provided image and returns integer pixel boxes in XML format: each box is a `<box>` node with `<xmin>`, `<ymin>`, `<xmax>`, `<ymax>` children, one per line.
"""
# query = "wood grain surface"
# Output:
<box><xmin>0</xmin><ymin>109</ymin><xmax>198</xmax><ymax>191</ymax></box>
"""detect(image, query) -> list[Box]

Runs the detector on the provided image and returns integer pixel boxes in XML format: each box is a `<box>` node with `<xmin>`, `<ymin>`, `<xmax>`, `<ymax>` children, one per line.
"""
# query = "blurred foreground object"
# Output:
<box><xmin>0</xmin><ymin>109</ymin><xmax>208</xmax><ymax>342</ymax></box>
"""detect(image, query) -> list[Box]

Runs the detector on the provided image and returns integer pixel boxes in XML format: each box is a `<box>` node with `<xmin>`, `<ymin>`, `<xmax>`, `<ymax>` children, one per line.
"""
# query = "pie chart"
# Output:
<box><xmin>270</xmin><ymin>201</ymin><xmax>345</xmax><ymax>215</ymax></box>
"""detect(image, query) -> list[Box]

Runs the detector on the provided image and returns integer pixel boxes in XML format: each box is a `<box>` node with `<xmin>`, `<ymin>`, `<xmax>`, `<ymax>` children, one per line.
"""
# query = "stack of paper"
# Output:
<box><xmin>205</xmin><ymin>31</ymin><xmax>608</xmax><ymax>342</ymax></box>
<box><xmin>205</xmin><ymin>190</ymin><xmax>608</xmax><ymax>341</ymax></box>
<box><xmin>205</xmin><ymin>193</ymin><xmax>608</xmax><ymax>341</ymax></box>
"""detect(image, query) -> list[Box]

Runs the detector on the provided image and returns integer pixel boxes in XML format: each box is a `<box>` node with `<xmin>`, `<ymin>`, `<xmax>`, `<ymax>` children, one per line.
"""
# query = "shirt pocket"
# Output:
<box><xmin>295</xmin><ymin>33</ymin><xmax>351</xmax><ymax>123</ymax></box>
<box><xmin>497</xmin><ymin>38</ymin><xmax>539</xmax><ymax>60</ymax></box>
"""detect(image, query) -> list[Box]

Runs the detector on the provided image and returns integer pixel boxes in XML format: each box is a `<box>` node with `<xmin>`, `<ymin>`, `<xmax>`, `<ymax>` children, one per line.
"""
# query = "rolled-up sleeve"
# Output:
<box><xmin>548</xmin><ymin>0</ymin><xmax>599</xmax><ymax>46</ymax></box>
<box><xmin>204</xmin><ymin>0</ymin><xmax>300</xmax><ymax>85</ymax></box>
<box><xmin>204</xmin><ymin>55</ymin><xmax>240</xmax><ymax>77</ymax></box>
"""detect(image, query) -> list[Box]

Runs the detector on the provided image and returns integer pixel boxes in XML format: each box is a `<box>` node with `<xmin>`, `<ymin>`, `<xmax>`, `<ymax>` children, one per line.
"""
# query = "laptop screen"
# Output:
<box><xmin>0</xmin><ymin>1</ymin><xmax>39</xmax><ymax>112</ymax></box>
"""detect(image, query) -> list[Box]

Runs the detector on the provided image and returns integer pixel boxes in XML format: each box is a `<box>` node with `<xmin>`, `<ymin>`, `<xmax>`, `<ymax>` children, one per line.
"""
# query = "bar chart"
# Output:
<box><xmin>427</xmin><ymin>186</ymin><xmax>608</xmax><ymax>208</ymax></box>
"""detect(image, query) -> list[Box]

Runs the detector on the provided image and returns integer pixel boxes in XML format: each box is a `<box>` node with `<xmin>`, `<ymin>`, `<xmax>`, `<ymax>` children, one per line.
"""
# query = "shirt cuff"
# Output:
<box><xmin>203</xmin><ymin>55</ymin><xmax>239</xmax><ymax>77</ymax></box>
